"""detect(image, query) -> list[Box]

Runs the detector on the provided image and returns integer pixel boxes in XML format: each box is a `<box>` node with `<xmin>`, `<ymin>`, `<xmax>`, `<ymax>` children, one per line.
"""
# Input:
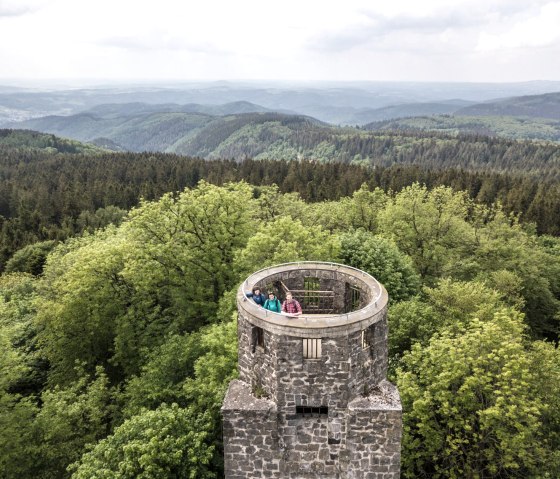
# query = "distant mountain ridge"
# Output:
<box><xmin>10</xmin><ymin>109</ymin><xmax>326</xmax><ymax>154</ymax></box>
<box><xmin>2</xmin><ymin>81</ymin><xmax>560</xmax><ymax>125</ymax></box>
<box><xmin>455</xmin><ymin>91</ymin><xmax>560</xmax><ymax>119</ymax></box>
<box><xmin>344</xmin><ymin>100</ymin><xmax>474</xmax><ymax>125</ymax></box>
<box><xmin>364</xmin><ymin>115</ymin><xmax>560</xmax><ymax>142</ymax></box>
<box><xmin>85</xmin><ymin>100</ymin><xmax>278</xmax><ymax>118</ymax></box>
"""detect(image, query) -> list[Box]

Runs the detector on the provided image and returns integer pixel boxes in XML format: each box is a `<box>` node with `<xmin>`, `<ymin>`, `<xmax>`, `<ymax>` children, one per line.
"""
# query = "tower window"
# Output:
<box><xmin>362</xmin><ymin>325</ymin><xmax>375</xmax><ymax>353</ymax></box>
<box><xmin>303</xmin><ymin>338</ymin><xmax>322</xmax><ymax>359</ymax></box>
<box><xmin>361</xmin><ymin>330</ymin><xmax>370</xmax><ymax>349</ymax></box>
<box><xmin>296</xmin><ymin>405</ymin><xmax>328</xmax><ymax>417</ymax></box>
<box><xmin>252</xmin><ymin>326</ymin><xmax>264</xmax><ymax>352</ymax></box>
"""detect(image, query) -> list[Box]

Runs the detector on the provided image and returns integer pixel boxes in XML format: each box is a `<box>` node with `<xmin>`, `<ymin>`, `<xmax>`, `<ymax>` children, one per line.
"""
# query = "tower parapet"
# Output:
<box><xmin>222</xmin><ymin>262</ymin><xmax>402</xmax><ymax>478</ymax></box>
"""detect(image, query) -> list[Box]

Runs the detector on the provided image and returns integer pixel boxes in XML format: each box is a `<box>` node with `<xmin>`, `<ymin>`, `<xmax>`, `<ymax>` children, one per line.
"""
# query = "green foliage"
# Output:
<box><xmin>76</xmin><ymin>206</ymin><xmax>127</xmax><ymax>234</ymax></box>
<box><xmin>0</xmin><ymin>395</ymin><xmax>37</xmax><ymax>479</ymax></box>
<box><xmin>0</xmin><ymin>129</ymin><xmax>104</xmax><ymax>154</ymax></box>
<box><xmin>233</xmin><ymin>216</ymin><xmax>340</xmax><ymax>277</ymax></box>
<box><xmin>1</xmin><ymin>176</ymin><xmax>559</xmax><ymax>479</ymax></box>
<box><xmin>123</xmin><ymin>332</ymin><xmax>205</xmax><ymax>416</ymax></box>
<box><xmin>1</xmin><ymin>146</ymin><xmax>559</xmax><ymax>271</ymax></box>
<box><xmin>397</xmin><ymin>310</ymin><xmax>551</xmax><ymax>478</ymax></box>
<box><xmin>367</xmin><ymin>114</ymin><xmax>560</xmax><ymax>142</ymax></box>
<box><xmin>378</xmin><ymin>184</ymin><xmax>560</xmax><ymax>338</ymax></box>
<box><xmin>0</xmin><ymin>366</ymin><xmax>113</xmax><ymax>479</ymax></box>
<box><xmin>339</xmin><ymin>230</ymin><xmax>420</xmax><ymax>302</ymax></box>
<box><xmin>36</xmin><ymin>228</ymin><xmax>130</xmax><ymax>384</ymax></box>
<box><xmin>388</xmin><ymin>298</ymin><xmax>437</xmax><ymax>361</ymax></box>
<box><xmin>0</xmin><ymin>273</ymin><xmax>45</xmax><ymax>396</ymax></box>
<box><xmin>388</xmin><ymin>279</ymin><xmax>511</xmax><ymax>361</ymax></box>
<box><xmin>305</xmin><ymin>184</ymin><xmax>388</xmax><ymax>233</ymax></box>
<box><xmin>379</xmin><ymin>184</ymin><xmax>474</xmax><ymax>281</ymax></box>
<box><xmin>182</xmin><ymin>320</ymin><xmax>238</xmax><ymax>474</ymax></box>
<box><xmin>5</xmin><ymin>240</ymin><xmax>58</xmax><ymax>275</ymax></box>
<box><xmin>35</xmin><ymin>181</ymin><xmax>254</xmax><ymax>384</ymax></box>
<box><xmin>69</xmin><ymin>404</ymin><xmax>214</xmax><ymax>479</ymax></box>
<box><xmin>122</xmin><ymin>180</ymin><xmax>254</xmax><ymax>324</ymax></box>
<box><xmin>32</xmin><ymin>367</ymin><xmax>114</xmax><ymax>479</ymax></box>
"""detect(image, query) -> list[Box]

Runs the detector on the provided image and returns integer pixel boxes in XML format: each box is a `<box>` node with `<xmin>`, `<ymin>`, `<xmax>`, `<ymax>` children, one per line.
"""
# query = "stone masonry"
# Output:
<box><xmin>222</xmin><ymin>262</ymin><xmax>402</xmax><ymax>478</ymax></box>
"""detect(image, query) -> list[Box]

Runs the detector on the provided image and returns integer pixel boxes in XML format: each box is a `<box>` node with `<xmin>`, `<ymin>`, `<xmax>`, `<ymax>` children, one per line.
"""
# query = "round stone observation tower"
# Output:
<box><xmin>222</xmin><ymin>262</ymin><xmax>402</xmax><ymax>479</ymax></box>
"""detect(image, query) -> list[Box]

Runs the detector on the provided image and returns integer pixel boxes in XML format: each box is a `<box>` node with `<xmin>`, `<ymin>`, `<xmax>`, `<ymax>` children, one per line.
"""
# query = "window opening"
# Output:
<box><xmin>252</xmin><ymin>326</ymin><xmax>264</xmax><ymax>352</ymax></box>
<box><xmin>296</xmin><ymin>406</ymin><xmax>328</xmax><ymax>417</ymax></box>
<box><xmin>361</xmin><ymin>330</ymin><xmax>370</xmax><ymax>349</ymax></box>
<box><xmin>303</xmin><ymin>338</ymin><xmax>322</xmax><ymax>359</ymax></box>
<box><xmin>304</xmin><ymin>277</ymin><xmax>321</xmax><ymax>309</ymax></box>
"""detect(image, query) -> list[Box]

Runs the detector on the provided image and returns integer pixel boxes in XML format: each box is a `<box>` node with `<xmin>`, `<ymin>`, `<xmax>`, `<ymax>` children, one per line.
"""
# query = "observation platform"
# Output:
<box><xmin>237</xmin><ymin>261</ymin><xmax>388</xmax><ymax>338</ymax></box>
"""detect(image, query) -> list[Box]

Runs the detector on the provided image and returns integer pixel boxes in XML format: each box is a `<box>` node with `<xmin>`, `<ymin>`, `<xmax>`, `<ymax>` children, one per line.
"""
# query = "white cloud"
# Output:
<box><xmin>0</xmin><ymin>0</ymin><xmax>559</xmax><ymax>82</ymax></box>
<box><xmin>477</xmin><ymin>2</ymin><xmax>560</xmax><ymax>51</ymax></box>
<box><xmin>0</xmin><ymin>0</ymin><xmax>46</xmax><ymax>17</ymax></box>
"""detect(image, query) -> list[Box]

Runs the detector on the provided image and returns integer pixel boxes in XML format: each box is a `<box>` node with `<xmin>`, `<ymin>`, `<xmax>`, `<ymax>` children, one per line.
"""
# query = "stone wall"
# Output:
<box><xmin>237</xmin><ymin>310</ymin><xmax>389</xmax><ymax>406</ymax></box>
<box><xmin>222</xmin><ymin>379</ymin><xmax>402</xmax><ymax>479</ymax></box>
<box><xmin>346</xmin><ymin>381</ymin><xmax>402</xmax><ymax>479</ymax></box>
<box><xmin>225</xmin><ymin>263</ymin><xmax>401</xmax><ymax>478</ymax></box>
<box><xmin>222</xmin><ymin>380</ymin><xmax>282</xmax><ymax>478</ymax></box>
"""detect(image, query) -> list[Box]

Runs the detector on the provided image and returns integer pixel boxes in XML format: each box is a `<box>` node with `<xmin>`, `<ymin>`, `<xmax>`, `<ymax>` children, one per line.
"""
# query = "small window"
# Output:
<box><xmin>303</xmin><ymin>338</ymin><xmax>322</xmax><ymax>359</ymax></box>
<box><xmin>362</xmin><ymin>325</ymin><xmax>375</xmax><ymax>352</ymax></box>
<box><xmin>296</xmin><ymin>406</ymin><xmax>328</xmax><ymax>417</ymax></box>
<box><xmin>361</xmin><ymin>330</ymin><xmax>370</xmax><ymax>349</ymax></box>
<box><xmin>252</xmin><ymin>326</ymin><xmax>264</xmax><ymax>352</ymax></box>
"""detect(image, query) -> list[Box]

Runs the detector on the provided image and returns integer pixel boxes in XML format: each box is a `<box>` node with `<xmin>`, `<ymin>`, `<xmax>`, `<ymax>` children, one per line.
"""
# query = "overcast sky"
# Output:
<box><xmin>1</xmin><ymin>0</ymin><xmax>559</xmax><ymax>84</ymax></box>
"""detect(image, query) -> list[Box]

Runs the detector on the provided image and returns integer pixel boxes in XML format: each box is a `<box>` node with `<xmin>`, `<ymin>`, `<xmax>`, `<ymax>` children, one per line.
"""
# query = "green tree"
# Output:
<box><xmin>339</xmin><ymin>230</ymin><xmax>420</xmax><ymax>302</ymax></box>
<box><xmin>397</xmin><ymin>310</ymin><xmax>549</xmax><ymax>478</ymax></box>
<box><xmin>388</xmin><ymin>279</ymin><xmax>510</xmax><ymax>364</ymax></box>
<box><xmin>36</xmin><ymin>228</ymin><xmax>130</xmax><ymax>384</ymax></box>
<box><xmin>378</xmin><ymin>183</ymin><xmax>475</xmax><ymax>281</ymax></box>
<box><xmin>5</xmin><ymin>240</ymin><xmax>58</xmax><ymax>275</ymax></box>
<box><xmin>32</xmin><ymin>367</ymin><xmax>114</xmax><ymax>479</ymax></box>
<box><xmin>123</xmin><ymin>181</ymin><xmax>255</xmax><ymax>319</ymax></box>
<box><xmin>69</xmin><ymin>404</ymin><xmax>214</xmax><ymax>479</ymax></box>
<box><xmin>233</xmin><ymin>216</ymin><xmax>340</xmax><ymax>278</ymax></box>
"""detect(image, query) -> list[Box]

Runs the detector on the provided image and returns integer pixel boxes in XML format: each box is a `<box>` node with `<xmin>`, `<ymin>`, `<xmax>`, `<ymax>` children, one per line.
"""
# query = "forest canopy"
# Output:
<box><xmin>1</xmin><ymin>179</ymin><xmax>559</xmax><ymax>478</ymax></box>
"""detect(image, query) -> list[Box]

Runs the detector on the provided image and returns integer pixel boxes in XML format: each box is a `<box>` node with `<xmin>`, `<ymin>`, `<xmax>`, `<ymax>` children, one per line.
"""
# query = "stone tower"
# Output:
<box><xmin>222</xmin><ymin>262</ymin><xmax>402</xmax><ymax>478</ymax></box>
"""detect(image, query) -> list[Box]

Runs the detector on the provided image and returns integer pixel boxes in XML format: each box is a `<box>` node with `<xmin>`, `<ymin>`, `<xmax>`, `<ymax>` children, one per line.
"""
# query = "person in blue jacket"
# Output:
<box><xmin>246</xmin><ymin>287</ymin><xmax>266</xmax><ymax>306</ymax></box>
<box><xmin>263</xmin><ymin>291</ymin><xmax>282</xmax><ymax>313</ymax></box>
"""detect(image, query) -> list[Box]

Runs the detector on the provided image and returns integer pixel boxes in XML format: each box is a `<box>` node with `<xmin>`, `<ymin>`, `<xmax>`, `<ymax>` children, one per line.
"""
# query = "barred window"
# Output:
<box><xmin>296</xmin><ymin>406</ymin><xmax>328</xmax><ymax>417</ymax></box>
<box><xmin>303</xmin><ymin>338</ymin><xmax>322</xmax><ymax>359</ymax></box>
<box><xmin>361</xmin><ymin>330</ymin><xmax>370</xmax><ymax>349</ymax></box>
<box><xmin>362</xmin><ymin>325</ymin><xmax>375</xmax><ymax>351</ymax></box>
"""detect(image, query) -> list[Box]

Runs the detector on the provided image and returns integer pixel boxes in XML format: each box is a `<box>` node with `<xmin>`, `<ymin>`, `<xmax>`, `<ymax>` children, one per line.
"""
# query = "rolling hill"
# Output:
<box><xmin>364</xmin><ymin>115</ymin><xmax>560</xmax><ymax>142</ymax></box>
<box><xmin>342</xmin><ymin>100</ymin><xmax>474</xmax><ymax>125</ymax></box>
<box><xmin>455</xmin><ymin>91</ymin><xmax>560</xmax><ymax>120</ymax></box>
<box><xmin>0</xmin><ymin>129</ymin><xmax>104</xmax><ymax>154</ymax></box>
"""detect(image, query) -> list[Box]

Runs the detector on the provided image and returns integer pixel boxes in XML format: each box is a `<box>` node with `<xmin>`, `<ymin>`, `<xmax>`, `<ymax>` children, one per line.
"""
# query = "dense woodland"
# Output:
<box><xmin>1</xmin><ymin>130</ymin><xmax>560</xmax><ymax>478</ymax></box>
<box><xmin>365</xmin><ymin>114</ymin><xmax>560</xmax><ymax>142</ymax></box>
<box><xmin>2</xmin><ymin>131</ymin><xmax>560</xmax><ymax>271</ymax></box>
<box><xmin>10</xmin><ymin>109</ymin><xmax>560</xmax><ymax>172</ymax></box>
